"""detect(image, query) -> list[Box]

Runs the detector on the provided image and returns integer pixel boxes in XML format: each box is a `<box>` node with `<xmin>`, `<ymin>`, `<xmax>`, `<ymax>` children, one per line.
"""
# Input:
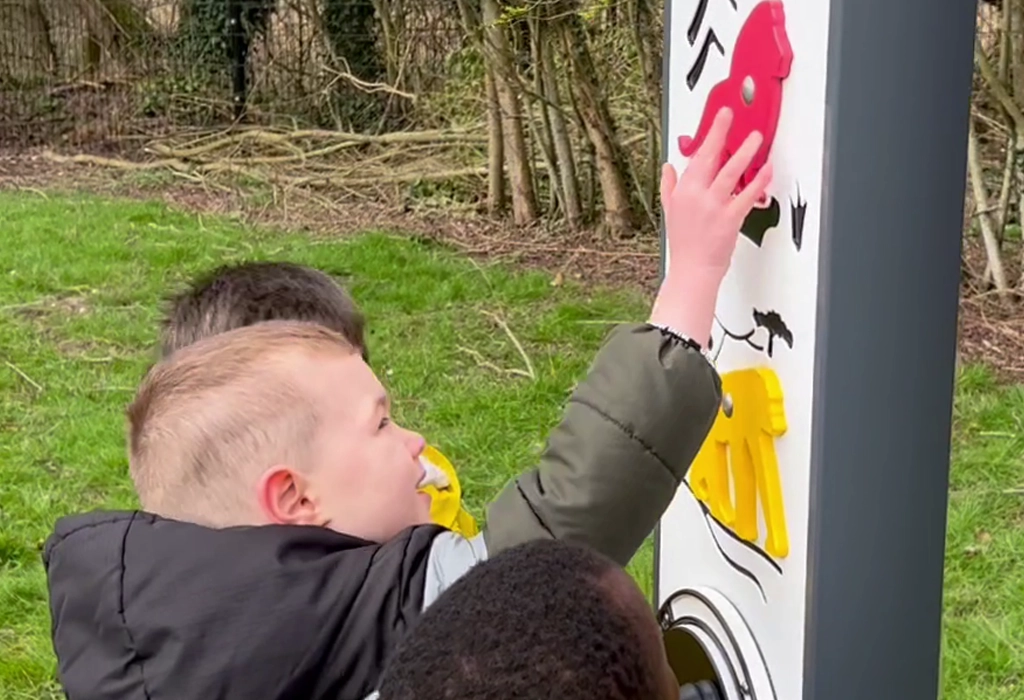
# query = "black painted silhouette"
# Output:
<box><xmin>753</xmin><ymin>309</ymin><xmax>793</xmax><ymax>357</ymax></box>
<box><xmin>720</xmin><ymin>322</ymin><xmax>763</xmax><ymax>352</ymax></box>
<box><xmin>687</xmin><ymin>0</ymin><xmax>739</xmax><ymax>46</ymax></box>
<box><xmin>741</xmin><ymin>196</ymin><xmax>780</xmax><ymax>247</ymax></box>
<box><xmin>679</xmin><ymin>481</ymin><xmax>781</xmax><ymax>605</ymax></box>
<box><xmin>790</xmin><ymin>185</ymin><xmax>807</xmax><ymax>251</ymax></box>
<box><xmin>687</xmin><ymin>0</ymin><xmax>711</xmax><ymax>44</ymax></box>
<box><xmin>684</xmin><ymin>0</ymin><xmax>738</xmax><ymax>90</ymax></box>
<box><xmin>715</xmin><ymin>308</ymin><xmax>794</xmax><ymax>357</ymax></box>
<box><xmin>687</xmin><ymin>30</ymin><xmax>725</xmax><ymax>89</ymax></box>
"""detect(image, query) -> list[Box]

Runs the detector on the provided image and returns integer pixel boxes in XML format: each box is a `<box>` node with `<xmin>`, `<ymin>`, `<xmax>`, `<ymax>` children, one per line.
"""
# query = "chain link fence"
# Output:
<box><xmin>0</xmin><ymin>0</ymin><xmax>469</xmax><ymax>150</ymax></box>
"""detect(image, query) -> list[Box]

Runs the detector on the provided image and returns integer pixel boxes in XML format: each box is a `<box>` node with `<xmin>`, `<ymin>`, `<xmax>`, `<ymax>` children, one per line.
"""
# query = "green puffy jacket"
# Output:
<box><xmin>485</xmin><ymin>322</ymin><xmax>723</xmax><ymax>566</ymax></box>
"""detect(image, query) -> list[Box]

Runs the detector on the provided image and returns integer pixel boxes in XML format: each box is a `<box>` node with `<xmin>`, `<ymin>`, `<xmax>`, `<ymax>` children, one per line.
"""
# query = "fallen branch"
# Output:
<box><xmin>42</xmin><ymin>150</ymin><xmax>189</xmax><ymax>171</ymax></box>
<box><xmin>47</xmin><ymin>79</ymin><xmax>127</xmax><ymax>95</ymax></box>
<box><xmin>152</xmin><ymin>140</ymin><xmax>357</xmax><ymax>167</ymax></box>
<box><xmin>147</xmin><ymin>127</ymin><xmax>488</xmax><ymax>159</ymax></box>
<box><xmin>4</xmin><ymin>360</ymin><xmax>43</xmax><ymax>393</ymax></box>
<box><xmin>271</xmin><ymin>167</ymin><xmax>489</xmax><ymax>188</ymax></box>
<box><xmin>457</xmin><ymin>346</ymin><xmax>532</xmax><ymax>379</ymax></box>
<box><xmin>42</xmin><ymin>149</ymin><xmax>488</xmax><ymax>188</ymax></box>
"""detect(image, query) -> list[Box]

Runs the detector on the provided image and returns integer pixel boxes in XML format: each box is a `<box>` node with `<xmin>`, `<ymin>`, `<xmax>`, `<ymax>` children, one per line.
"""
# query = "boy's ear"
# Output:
<box><xmin>257</xmin><ymin>466</ymin><xmax>323</xmax><ymax>526</ymax></box>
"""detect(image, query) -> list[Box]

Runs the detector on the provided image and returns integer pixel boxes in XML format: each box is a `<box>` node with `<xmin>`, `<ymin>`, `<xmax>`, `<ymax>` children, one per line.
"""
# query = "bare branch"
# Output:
<box><xmin>967</xmin><ymin>117</ymin><xmax>1010</xmax><ymax>294</ymax></box>
<box><xmin>975</xmin><ymin>36</ymin><xmax>1024</xmax><ymax>129</ymax></box>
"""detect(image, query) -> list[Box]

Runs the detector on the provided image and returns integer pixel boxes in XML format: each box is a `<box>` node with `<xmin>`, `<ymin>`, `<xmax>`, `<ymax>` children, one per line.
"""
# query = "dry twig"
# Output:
<box><xmin>4</xmin><ymin>360</ymin><xmax>43</xmax><ymax>393</ymax></box>
<box><xmin>481</xmin><ymin>309</ymin><xmax>536</xmax><ymax>381</ymax></box>
<box><xmin>457</xmin><ymin>346</ymin><xmax>532</xmax><ymax>379</ymax></box>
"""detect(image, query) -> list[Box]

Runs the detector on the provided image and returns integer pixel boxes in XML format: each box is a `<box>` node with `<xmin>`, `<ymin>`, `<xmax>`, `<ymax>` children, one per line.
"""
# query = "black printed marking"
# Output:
<box><xmin>740</xmin><ymin>196</ymin><xmax>781</xmax><ymax>247</ymax></box>
<box><xmin>687</xmin><ymin>0</ymin><xmax>710</xmax><ymax>45</ymax></box>
<box><xmin>680</xmin><ymin>480</ymin><xmax>783</xmax><ymax>602</ymax></box>
<box><xmin>705</xmin><ymin>507</ymin><xmax>783</xmax><ymax>577</ymax></box>
<box><xmin>686</xmin><ymin>29</ymin><xmax>724</xmax><ymax>90</ymax></box>
<box><xmin>719</xmin><ymin>319</ymin><xmax>764</xmax><ymax>352</ymax></box>
<box><xmin>706</xmin><ymin>514</ymin><xmax>768</xmax><ymax>602</ymax></box>
<box><xmin>687</xmin><ymin>0</ymin><xmax>740</xmax><ymax>46</ymax></box>
<box><xmin>752</xmin><ymin>309</ymin><xmax>793</xmax><ymax>357</ymax></box>
<box><xmin>790</xmin><ymin>184</ymin><xmax>808</xmax><ymax>251</ymax></box>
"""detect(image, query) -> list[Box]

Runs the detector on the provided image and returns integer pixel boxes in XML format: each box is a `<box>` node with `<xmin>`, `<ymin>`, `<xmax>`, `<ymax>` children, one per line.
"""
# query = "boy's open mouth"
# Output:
<box><xmin>417</xmin><ymin>457</ymin><xmax>450</xmax><ymax>490</ymax></box>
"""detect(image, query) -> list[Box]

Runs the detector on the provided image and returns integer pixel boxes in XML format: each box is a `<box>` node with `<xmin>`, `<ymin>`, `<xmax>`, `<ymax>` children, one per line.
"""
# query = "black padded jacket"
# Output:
<box><xmin>43</xmin><ymin>323</ymin><xmax>722</xmax><ymax>700</ymax></box>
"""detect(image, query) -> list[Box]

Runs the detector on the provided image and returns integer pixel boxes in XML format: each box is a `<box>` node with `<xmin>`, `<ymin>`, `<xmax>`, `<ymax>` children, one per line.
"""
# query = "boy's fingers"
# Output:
<box><xmin>730</xmin><ymin>162</ymin><xmax>774</xmax><ymax>218</ymax></box>
<box><xmin>689</xmin><ymin>108</ymin><xmax>733</xmax><ymax>183</ymax></box>
<box><xmin>660</xmin><ymin>163</ymin><xmax>678</xmax><ymax>206</ymax></box>
<box><xmin>713</xmin><ymin>131</ymin><xmax>763</xmax><ymax>198</ymax></box>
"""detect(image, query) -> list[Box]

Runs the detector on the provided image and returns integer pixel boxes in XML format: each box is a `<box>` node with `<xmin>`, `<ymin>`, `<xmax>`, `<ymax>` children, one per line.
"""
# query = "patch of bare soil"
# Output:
<box><xmin>0</xmin><ymin>149</ymin><xmax>663</xmax><ymax>291</ymax></box>
<box><xmin>3</xmin><ymin>151</ymin><xmax>1022</xmax><ymax>382</ymax></box>
<box><xmin>959</xmin><ymin>236</ymin><xmax>1024</xmax><ymax>382</ymax></box>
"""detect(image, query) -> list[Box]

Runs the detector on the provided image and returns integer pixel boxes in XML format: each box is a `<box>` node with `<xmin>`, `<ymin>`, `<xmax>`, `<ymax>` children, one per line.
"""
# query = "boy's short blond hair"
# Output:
<box><xmin>128</xmin><ymin>320</ymin><xmax>357</xmax><ymax>527</ymax></box>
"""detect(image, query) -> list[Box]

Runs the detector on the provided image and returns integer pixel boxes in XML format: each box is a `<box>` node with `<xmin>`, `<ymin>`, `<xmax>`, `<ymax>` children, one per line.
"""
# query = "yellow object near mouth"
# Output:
<box><xmin>419</xmin><ymin>444</ymin><xmax>480</xmax><ymax>537</ymax></box>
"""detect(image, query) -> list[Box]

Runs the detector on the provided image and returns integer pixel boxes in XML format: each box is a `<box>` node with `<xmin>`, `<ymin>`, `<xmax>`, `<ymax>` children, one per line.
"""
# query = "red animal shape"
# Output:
<box><xmin>678</xmin><ymin>0</ymin><xmax>793</xmax><ymax>194</ymax></box>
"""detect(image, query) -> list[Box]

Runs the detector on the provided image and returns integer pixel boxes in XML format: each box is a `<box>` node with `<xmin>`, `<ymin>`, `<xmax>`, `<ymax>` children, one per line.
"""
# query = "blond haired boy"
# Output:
<box><xmin>44</xmin><ymin>108</ymin><xmax>769</xmax><ymax>700</ymax></box>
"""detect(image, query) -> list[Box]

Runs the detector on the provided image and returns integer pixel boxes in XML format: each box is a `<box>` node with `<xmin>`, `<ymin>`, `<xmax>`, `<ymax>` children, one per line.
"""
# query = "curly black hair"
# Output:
<box><xmin>160</xmin><ymin>261</ymin><xmax>367</xmax><ymax>361</ymax></box>
<box><xmin>377</xmin><ymin>539</ymin><xmax>670</xmax><ymax>700</ymax></box>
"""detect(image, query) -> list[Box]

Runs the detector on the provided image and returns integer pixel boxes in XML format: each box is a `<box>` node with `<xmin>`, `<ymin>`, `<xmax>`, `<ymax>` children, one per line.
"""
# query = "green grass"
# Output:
<box><xmin>0</xmin><ymin>190</ymin><xmax>650</xmax><ymax>698</ymax></box>
<box><xmin>942</xmin><ymin>365</ymin><xmax>1024</xmax><ymax>699</ymax></box>
<box><xmin>0</xmin><ymin>191</ymin><xmax>1022</xmax><ymax>699</ymax></box>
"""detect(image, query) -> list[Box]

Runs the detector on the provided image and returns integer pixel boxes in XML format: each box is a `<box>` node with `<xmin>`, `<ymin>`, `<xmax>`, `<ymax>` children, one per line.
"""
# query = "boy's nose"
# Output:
<box><xmin>407</xmin><ymin>431</ymin><xmax>426</xmax><ymax>457</ymax></box>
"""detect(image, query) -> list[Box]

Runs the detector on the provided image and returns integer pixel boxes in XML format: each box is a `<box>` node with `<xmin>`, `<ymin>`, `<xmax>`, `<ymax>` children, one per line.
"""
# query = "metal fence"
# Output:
<box><xmin>0</xmin><ymin>0</ymin><xmax>468</xmax><ymax>150</ymax></box>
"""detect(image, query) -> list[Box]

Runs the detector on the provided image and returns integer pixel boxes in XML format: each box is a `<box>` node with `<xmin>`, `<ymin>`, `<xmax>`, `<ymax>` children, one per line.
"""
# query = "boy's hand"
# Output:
<box><xmin>651</xmin><ymin>107</ymin><xmax>773</xmax><ymax>346</ymax></box>
<box><xmin>662</xmin><ymin>107</ymin><xmax>773</xmax><ymax>280</ymax></box>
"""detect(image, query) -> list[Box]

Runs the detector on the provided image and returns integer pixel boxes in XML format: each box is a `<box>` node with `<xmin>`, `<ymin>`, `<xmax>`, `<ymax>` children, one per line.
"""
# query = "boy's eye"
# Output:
<box><xmin>378</xmin><ymin>417</ymin><xmax>391</xmax><ymax>430</ymax></box>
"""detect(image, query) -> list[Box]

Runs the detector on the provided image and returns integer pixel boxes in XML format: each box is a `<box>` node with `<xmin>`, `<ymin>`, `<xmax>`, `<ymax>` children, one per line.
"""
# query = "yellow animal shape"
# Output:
<box><xmin>420</xmin><ymin>445</ymin><xmax>480</xmax><ymax>537</ymax></box>
<box><xmin>688</xmin><ymin>368</ymin><xmax>789</xmax><ymax>558</ymax></box>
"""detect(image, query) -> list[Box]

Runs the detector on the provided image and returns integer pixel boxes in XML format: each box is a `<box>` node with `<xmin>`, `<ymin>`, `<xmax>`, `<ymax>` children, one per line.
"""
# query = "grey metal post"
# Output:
<box><xmin>801</xmin><ymin>0</ymin><xmax>976</xmax><ymax>697</ymax></box>
<box><xmin>655</xmin><ymin>0</ymin><xmax>978</xmax><ymax>698</ymax></box>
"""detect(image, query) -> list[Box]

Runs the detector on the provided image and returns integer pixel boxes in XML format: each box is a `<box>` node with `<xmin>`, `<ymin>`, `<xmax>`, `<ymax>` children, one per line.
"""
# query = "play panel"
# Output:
<box><xmin>655</xmin><ymin>0</ymin><xmax>977</xmax><ymax>698</ymax></box>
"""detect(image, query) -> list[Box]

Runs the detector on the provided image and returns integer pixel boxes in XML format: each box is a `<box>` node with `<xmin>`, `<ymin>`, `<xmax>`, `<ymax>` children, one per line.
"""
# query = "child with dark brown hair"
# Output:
<box><xmin>159</xmin><ymin>259</ymin><xmax>478</xmax><ymax>535</ymax></box>
<box><xmin>44</xmin><ymin>107</ymin><xmax>768</xmax><ymax>700</ymax></box>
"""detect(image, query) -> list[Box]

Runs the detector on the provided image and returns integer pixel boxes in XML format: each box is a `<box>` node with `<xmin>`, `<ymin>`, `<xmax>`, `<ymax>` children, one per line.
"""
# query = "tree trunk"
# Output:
<box><xmin>632</xmin><ymin>0</ymin><xmax>663</xmax><ymax>217</ymax></box>
<box><xmin>558</xmin><ymin>11</ymin><xmax>634</xmax><ymax>236</ymax></box>
<box><xmin>485</xmin><ymin>68</ymin><xmax>507</xmax><ymax>214</ymax></box>
<box><xmin>534</xmin><ymin>6</ymin><xmax>582</xmax><ymax>228</ymax></box>
<box><xmin>481</xmin><ymin>0</ymin><xmax>539</xmax><ymax>224</ymax></box>
<box><xmin>527</xmin><ymin>12</ymin><xmax>565</xmax><ymax>218</ymax></box>
<box><xmin>0</xmin><ymin>0</ymin><xmax>56</xmax><ymax>80</ymax></box>
<box><xmin>76</xmin><ymin>0</ymin><xmax>152</xmax><ymax>77</ymax></box>
<box><xmin>996</xmin><ymin>0</ymin><xmax>1014</xmax><ymax>238</ymax></box>
<box><xmin>968</xmin><ymin>118</ymin><xmax>1011</xmax><ymax>293</ymax></box>
<box><xmin>1012</xmin><ymin>0</ymin><xmax>1024</xmax><ymax>290</ymax></box>
<box><xmin>455</xmin><ymin>0</ymin><xmax>506</xmax><ymax>215</ymax></box>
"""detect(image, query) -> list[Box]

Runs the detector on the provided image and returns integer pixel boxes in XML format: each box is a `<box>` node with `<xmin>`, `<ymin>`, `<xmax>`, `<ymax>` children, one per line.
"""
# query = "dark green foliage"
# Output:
<box><xmin>175</xmin><ymin>0</ymin><xmax>275</xmax><ymax>71</ymax></box>
<box><xmin>322</xmin><ymin>0</ymin><xmax>383</xmax><ymax>81</ymax></box>
<box><xmin>321</xmin><ymin>0</ymin><xmax>387</xmax><ymax>130</ymax></box>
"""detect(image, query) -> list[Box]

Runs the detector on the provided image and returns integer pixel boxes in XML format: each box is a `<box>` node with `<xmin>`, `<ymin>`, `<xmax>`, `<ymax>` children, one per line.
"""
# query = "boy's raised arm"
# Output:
<box><xmin>483</xmin><ymin>108</ymin><xmax>774</xmax><ymax>566</ymax></box>
<box><xmin>485</xmin><ymin>323</ymin><xmax>721</xmax><ymax>566</ymax></box>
